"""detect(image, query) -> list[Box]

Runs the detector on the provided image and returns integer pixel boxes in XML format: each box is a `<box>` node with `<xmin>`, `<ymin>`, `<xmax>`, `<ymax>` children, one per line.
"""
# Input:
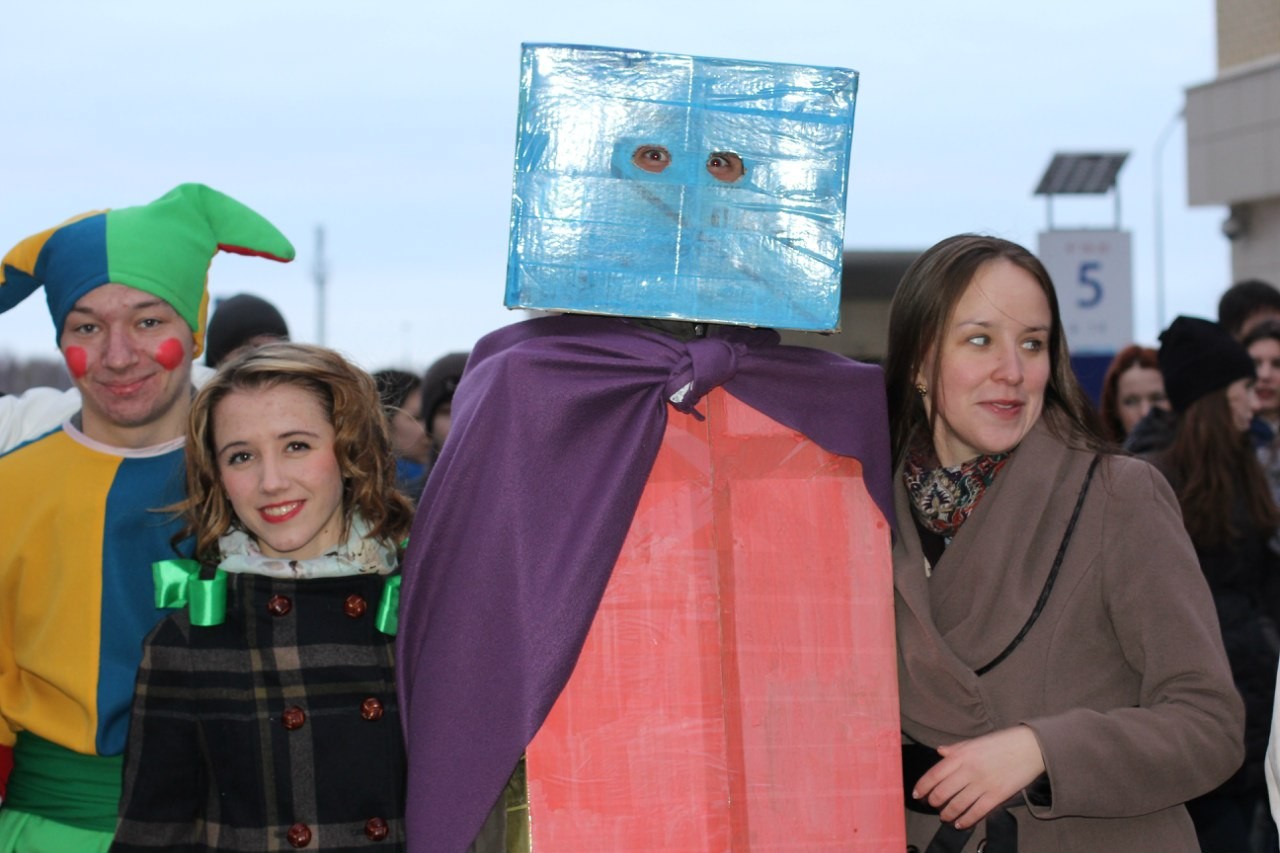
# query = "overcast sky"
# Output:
<box><xmin>2</xmin><ymin>1</ymin><xmax>1226</xmax><ymax>375</ymax></box>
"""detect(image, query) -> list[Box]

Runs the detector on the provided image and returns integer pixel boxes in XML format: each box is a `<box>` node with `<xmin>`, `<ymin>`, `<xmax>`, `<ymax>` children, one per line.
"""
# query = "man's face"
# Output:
<box><xmin>59</xmin><ymin>282</ymin><xmax>194</xmax><ymax>448</ymax></box>
<box><xmin>1241</xmin><ymin>307</ymin><xmax>1280</xmax><ymax>340</ymax></box>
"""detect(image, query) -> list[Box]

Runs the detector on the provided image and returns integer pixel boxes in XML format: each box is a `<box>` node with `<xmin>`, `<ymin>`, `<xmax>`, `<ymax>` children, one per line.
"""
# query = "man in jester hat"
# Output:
<box><xmin>0</xmin><ymin>292</ymin><xmax>293</xmax><ymax>455</ymax></box>
<box><xmin>397</xmin><ymin>46</ymin><xmax>902</xmax><ymax>852</ymax></box>
<box><xmin>0</xmin><ymin>183</ymin><xmax>294</xmax><ymax>852</ymax></box>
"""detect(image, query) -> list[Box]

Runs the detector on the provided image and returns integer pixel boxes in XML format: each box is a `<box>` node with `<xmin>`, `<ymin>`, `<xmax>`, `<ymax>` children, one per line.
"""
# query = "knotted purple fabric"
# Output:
<box><xmin>665</xmin><ymin>335</ymin><xmax>743</xmax><ymax>416</ymax></box>
<box><xmin>396</xmin><ymin>314</ymin><xmax>892</xmax><ymax>853</ymax></box>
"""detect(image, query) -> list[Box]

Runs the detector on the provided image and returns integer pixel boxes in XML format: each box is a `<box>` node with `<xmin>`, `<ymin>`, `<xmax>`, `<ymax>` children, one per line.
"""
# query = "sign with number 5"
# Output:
<box><xmin>1037</xmin><ymin>230</ymin><xmax>1133</xmax><ymax>354</ymax></box>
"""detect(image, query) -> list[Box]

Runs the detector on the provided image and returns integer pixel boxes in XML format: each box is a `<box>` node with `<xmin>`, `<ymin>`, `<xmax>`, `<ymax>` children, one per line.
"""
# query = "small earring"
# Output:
<box><xmin>915</xmin><ymin>382</ymin><xmax>927</xmax><ymax>397</ymax></box>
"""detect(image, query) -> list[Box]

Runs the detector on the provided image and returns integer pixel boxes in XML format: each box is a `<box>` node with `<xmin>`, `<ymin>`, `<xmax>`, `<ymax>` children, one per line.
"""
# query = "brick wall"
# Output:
<box><xmin>1218</xmin><ymin>0</ymin><xmax>1280</xmax><ymax>70</ymax></box>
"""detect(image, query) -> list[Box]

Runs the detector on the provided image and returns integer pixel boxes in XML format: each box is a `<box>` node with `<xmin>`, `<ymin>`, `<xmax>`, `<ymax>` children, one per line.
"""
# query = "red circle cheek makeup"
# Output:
<box><xmin>64</xmin><ymin>346</ymin><xmax>88</xmax><ymax>379</ymax></box>
<box><xmin>154</xmin><ymin>338</ymin><xmax>185</xmax><ymax>371</ymax></box>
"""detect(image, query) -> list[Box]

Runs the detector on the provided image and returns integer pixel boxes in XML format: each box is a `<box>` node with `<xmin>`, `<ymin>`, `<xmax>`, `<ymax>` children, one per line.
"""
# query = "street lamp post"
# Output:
<box><xmin>1153</xmin><ymin>108</ymin><xmax>1184</xmax><ymax>332</ymax></box>
<box><xmin>313</xmin><ymin>225</ymin><xmax>328</xmax><ymax>346</ymax></box>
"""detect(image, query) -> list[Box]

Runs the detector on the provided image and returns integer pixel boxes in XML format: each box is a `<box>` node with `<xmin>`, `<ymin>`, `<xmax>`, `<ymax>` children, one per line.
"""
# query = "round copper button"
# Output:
<box><xmin>364</xmin><ymin>816</ymin><xmax>389</xmax><ymax>841</ymax></box>
<box><xmin>344</xmin><ymin>593</ymin><xmax>368</xmax><ymax>618</ymax></box>
<box><xmin>287</xmin><ymin>822</ymin><xmax>312</xmax><ymax>848</ymax></box>
<box><xmin>267</xmin><ymin>594</ymin><xmax>292</xmax><ymax>616</ymax></box>
<box><xmin>281</xmin><ymin>706</ymin><xmax>306</xmax><ymax>730</ymax></box>
<box><xmin>360</xmin><ymin>697</ymin><xmax>385</xmax><ymax>721</ymax></box>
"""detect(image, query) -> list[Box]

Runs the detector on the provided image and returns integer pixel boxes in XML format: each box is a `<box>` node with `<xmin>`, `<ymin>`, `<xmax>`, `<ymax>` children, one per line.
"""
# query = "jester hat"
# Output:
<box><xmin>0</xmin><ymin>183</ymin><xmax>296</xmax><ymax>357</ymax></box>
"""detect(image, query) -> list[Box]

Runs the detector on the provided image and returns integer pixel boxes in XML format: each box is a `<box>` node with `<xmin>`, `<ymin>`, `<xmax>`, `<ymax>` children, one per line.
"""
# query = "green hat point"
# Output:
<box><xmin>1</xmin><ymin>183</ymin><xmax>296</xmax><ymax>357</ymax></box>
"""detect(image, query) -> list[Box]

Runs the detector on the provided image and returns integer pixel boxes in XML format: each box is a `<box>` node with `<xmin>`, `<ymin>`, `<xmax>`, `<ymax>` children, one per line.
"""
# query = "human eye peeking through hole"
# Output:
<box><xmin>706</xmin><ymin>151</ymin><xmax>744</xmax><ymax>182</ymax></box>
<box><xmin>631</xmin><ymin>145</ymin><xmax>671</xmax><ymax>173</ymax></box>
<box><xmin>627</xmin><ymin>145</ymin><xmax>745</xmax><ymax>182</ymax></box>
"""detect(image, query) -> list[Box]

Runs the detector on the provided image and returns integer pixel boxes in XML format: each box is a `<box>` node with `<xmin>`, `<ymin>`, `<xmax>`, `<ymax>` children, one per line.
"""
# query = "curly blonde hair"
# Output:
<box><xmin>176</xmin><ymin>342</ymin><xmax>415</xmax><ymax>563</ymax></box>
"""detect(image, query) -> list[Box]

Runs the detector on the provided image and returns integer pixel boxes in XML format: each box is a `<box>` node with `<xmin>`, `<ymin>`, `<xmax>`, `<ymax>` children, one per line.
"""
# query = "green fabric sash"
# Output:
<box><xmin>4</xmin><ymin>732</ymin><xmax>122</xmax><ymax>832</ymax></box>
<box><xmin>376</xmin><ymin>574</ymin><xmax>401</xmax><ymax>635</ymax></box>
<box><xmin>0</xmin><ymin>808</ymin><xmax>113</xmax><ymax>852</ymax></box>
<box><xmin>152</xmin><ymin>558</ymin><xmax>226</xmax><ymax>626</ymax></box>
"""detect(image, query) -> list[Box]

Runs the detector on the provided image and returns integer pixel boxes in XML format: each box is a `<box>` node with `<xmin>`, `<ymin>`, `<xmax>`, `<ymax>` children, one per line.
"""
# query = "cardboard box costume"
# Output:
<box><xmin>396</xmin><ymin>46</ymin><xmax>903</xmax><ymax>852</ymax></box>
<box><xmin>505</xmin><ymin>44</ymin><xmax>855</xmax><ymax>330</ymax></box>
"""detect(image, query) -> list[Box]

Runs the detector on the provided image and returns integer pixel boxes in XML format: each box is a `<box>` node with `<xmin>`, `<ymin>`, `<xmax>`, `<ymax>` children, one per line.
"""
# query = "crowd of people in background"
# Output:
<box><xmin>372</xmin><ymin>353</ymin><xmax>467</xmax><ymax>505</ymax></box>
<box><xmin>1086</xmin><ymin>279</ymin><xmax>1280</xmax><ymax>853</ymax></box>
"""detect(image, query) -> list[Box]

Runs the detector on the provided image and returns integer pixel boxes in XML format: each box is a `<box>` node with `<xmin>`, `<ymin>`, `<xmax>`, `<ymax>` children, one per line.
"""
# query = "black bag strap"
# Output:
<box><xmin>975</xmin><ymin>454</ymin><xmax>1101</xmax><ymax>677</ymax></box>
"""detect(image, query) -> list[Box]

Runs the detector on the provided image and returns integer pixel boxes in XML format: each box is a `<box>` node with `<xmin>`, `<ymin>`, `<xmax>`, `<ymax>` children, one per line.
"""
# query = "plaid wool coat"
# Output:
<box><xmin>111</xmin><ymin>570</ymin><xmax>406</xmax><ymax>852</ymax></box>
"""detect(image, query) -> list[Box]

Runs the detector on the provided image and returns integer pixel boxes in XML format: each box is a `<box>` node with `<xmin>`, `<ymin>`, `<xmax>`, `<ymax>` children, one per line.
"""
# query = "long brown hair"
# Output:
<box><xmin>175</xmin><ymin>342</ymin><xmax>415</xmax><ymax>563</ymax></box>
<box><xmin>883</xmin><ymin>234</ymin><xmax>1105</xmax><ymax>469</ymax></box>
<box><xmin>1164</xmin><ymin>388</ymin><xmax>1280</xmax><ymax>549</ymax></box>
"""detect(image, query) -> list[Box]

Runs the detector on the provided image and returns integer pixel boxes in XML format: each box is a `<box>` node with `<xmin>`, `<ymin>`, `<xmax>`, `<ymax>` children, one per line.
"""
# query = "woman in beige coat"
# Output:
<box><xmin>883</xmin><ymin>234</ymin><xmax>1245</xmax><ymax>852</ymax></box>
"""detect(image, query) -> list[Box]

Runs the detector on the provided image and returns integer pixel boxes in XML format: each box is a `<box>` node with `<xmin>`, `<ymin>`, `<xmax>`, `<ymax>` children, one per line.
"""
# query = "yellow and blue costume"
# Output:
<box><xmin>0</xmin><ymin>183</ymin><xmax>295</xmax><ymax>851</ymax></box>
<box><xmin>0</xmin><ymin>423</ymin><xmax>187</xmax><ymax>833</ymax></box>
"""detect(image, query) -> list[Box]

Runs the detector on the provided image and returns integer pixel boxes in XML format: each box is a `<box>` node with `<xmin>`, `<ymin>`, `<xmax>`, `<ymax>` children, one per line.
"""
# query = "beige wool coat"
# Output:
<box><xmin>895</xmin><ymin>421</ymin><xmax>1245</xmax><ymax>853</ymax></box>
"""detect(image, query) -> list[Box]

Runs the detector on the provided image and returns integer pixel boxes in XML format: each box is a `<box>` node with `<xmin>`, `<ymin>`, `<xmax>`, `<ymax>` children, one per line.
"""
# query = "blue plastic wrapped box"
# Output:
<box><xmin>506</xmin><ymin>44</ymin><xmax>859</xmax><ymax>331</ymax></box>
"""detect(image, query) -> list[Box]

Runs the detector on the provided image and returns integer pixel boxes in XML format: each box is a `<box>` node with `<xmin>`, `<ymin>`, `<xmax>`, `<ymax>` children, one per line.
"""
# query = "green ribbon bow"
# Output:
<box><xmin>376</xmin><ymin>575</ymin><xmax>401</xmax><ymax>636</ymax></box>
<box><xmin>152</xmin><ymin>559</ymin><xmax>227</xmax><ymax>627</ymax></box>
<box><xmin>153</xmin><ymin>559</ymin><xmax>398</xmax><ymax>633</ymax></box>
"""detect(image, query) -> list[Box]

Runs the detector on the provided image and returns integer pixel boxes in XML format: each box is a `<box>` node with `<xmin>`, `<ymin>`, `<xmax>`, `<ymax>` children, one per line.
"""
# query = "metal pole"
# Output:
<box><xmin>1153</xmin><ymin>108</ymin><xmax>1184</xmax><ymax>332</ymax></box>
<box><xmin>313</xmin><ymin>225</ymin><xmax>328</xmax><ymax>346</ymax></box>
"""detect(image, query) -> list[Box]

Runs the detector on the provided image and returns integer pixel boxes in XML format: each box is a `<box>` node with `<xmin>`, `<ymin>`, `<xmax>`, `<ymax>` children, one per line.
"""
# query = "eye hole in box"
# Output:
<box><xmin>706</xmin><ymin>151</ymin><xmax>745</xmax><ymax>183</ymax></box>
<box><xmin>631</xmin><ymin>144</ymin><xmax>672</xmax><ymax>174</ymax></box>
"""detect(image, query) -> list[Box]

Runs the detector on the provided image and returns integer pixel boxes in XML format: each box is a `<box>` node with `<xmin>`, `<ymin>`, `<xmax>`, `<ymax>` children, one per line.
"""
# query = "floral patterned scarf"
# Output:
<box><xmin>903</xmin><ymin>447</ymin><xmax>1010</xmax><ymax>539</ymax></box>
<box><xmin>217</xmin><ymin>515</ymin><xmax>398</xmax><ymax>579</ymax></box>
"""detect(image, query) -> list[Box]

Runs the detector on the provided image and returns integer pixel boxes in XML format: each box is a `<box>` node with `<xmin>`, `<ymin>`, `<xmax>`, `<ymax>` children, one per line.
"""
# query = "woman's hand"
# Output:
<box><xmin>911</xmin><ymin>725</ymin><xmax>1047</xmax><ymax>829</ymax></box>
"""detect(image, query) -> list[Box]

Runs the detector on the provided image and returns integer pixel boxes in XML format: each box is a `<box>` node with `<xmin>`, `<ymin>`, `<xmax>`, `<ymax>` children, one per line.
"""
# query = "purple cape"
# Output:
<box><xmin>396</xmin><ymin>315</ymin><xmax>893</xmax><ymax>852</ymax></box>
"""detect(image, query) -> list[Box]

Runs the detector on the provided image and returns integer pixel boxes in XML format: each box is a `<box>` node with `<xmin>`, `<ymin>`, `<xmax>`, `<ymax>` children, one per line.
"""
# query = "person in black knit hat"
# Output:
<box><xmin>1126</xmin><ymin>316</ymin><xmax>1256</xmax><ymax>453</ymax></box>
<box><xmin>1158</xmin><ymin>316</ymin><xmax>1257</xmax><ymax>413</ymax></box>
<box><xmin>1148</xmin><ymin>316</ymin><xmax>1280</xmax><ymax>853</ymax></box>
<box><xmin>204</xmin><ymin>293</ymin><xmax>290</xmax><ymax>368</ymax></box>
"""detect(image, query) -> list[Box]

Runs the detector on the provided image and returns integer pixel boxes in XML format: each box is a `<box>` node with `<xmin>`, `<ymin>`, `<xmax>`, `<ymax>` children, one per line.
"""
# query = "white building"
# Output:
<box><xmin>1187</xmin><ymin>0</ymin><xmax>1280</xmax><ymax>283</ymax></box>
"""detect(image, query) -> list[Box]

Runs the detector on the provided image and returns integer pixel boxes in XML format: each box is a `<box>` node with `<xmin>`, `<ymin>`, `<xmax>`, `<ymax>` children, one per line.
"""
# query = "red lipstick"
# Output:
<box><xmin>259</xmin><ymin>501</ymin><xmax>304</xmax><ymax>524</ymax></box>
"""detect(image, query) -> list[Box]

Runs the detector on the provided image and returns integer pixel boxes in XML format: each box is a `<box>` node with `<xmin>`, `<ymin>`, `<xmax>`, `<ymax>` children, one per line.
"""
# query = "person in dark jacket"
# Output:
<box><xmin>1149</xmin><ymin>315</ymin><xmax>1280</xmax><ymax>853</ymax></box>
<box><xmin>203</xmin><ymin>293</ymin><xmax>290</xmax><ymax>369</ymax></box>
<box><xmin>1099</xmin><ymin>344</ymin><xmax>1168</xmax><ymax>444</ymax></box>
<box><xmin>1220</xmin><ymin>279</ymin><xmax>1280</xmax><ymax>341</ymax></box>
<box><xmin>1124</xmin><ymin>404</ymin><xmax>1179</xmax><ymax>454</ymax></box>
<box><xmin>1246</xmin><ymin>320</ymin><xmax>1280</xmax><ymax>508</ymax></box>
<box><xmin>419</xmin><ymin>352</ymin><xmax>468</xmax><ymax>478</ymax></box>
<box><xmin>111</xmin><ymin>344</ymin><xmax>416</xmax><ymax>853</ymax></box>
<box><xmin>374</xmin><ymin>368</ymin><xmax>431</xmax><ymax>502</ymax></box>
